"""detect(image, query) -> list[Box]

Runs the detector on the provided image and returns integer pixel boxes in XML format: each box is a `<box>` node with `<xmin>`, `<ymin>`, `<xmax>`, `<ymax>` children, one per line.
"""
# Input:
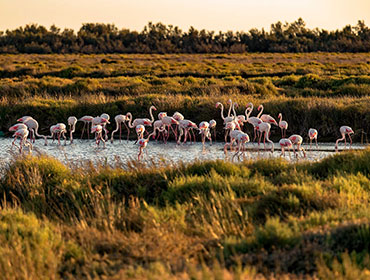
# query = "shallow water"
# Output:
<box><xmin>0</xmin><ymin>138</ymin><xmax>367</xmax><ymax>167</ymax></box>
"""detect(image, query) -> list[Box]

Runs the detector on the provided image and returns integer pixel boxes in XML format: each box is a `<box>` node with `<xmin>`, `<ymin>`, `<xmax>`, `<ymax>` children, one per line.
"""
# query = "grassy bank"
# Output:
<box><xmin>1</xmin><ymin>149</ymin><xmax>370</xmax><ymax>278</ymax></box>
<box><xmin>1</xmin><ymin>94</ymin><xmax>370</xmax><ymax>142</ymax></box>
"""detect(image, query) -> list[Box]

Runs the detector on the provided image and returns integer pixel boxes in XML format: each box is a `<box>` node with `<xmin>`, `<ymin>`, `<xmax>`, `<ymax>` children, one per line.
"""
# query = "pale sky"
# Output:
<box><xmin>1</xmin><ymin>0</ymin><xmax>369</xmax><ymax>33</ymax></box>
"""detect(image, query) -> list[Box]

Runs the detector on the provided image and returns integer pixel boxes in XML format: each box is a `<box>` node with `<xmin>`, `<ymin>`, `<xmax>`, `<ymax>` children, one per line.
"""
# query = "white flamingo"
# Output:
<box><xmin>68</xmin><ymin>116</ymin><xmax>77</xmax><ymax>144</ymax></box>
<box><xmin>288</xmin><ymin>134</ymin><xmax>306</xmax><ymax>158</ymax></box>
<box><xmin>256</xmin><ymin>122</ymin><xmax>274</xmax><ymax>153</ymax></box>
<box><xmin>111</xmin><ymin>114</ymin><xmax>129</xmax><ymax>143</ymax></box>
<box><xmin>308</xmin><ymin>128</ymin><xmax>318</xmax><ymax>150</ymax></box>
<box><xmin>335</xmin><ymin>126</ymin><xmax>354</xmax><ymax>151</ymax></box>
<box><xmin>79</xmin><ymin>116</ymin><xmax>94</xmax><ymax>139</ymax></box>
<box><xmin>279</xmin><ymin>138</ymin><xmax>293</xmax><ymax>159</ymax></box>
<box><xmin>91</xmin><ymin>125</ymin><xmax>106</xmax><ymax>148</ymax></box>
<box><xmin>278</xmin><ymin>113</ymin><xmax>288</xmax><ymax>138</ymax></box>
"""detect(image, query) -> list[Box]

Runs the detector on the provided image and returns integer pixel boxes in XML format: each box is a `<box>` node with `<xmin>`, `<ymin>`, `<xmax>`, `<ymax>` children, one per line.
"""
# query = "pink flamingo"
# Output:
<box><xmin>258</xmin><ymin>105</ymin><xmax>278</xmax><ymax>126</ymax></box>
<box><xmin>233</xmin><ymin>132</ymin><xmax>250</xmax><ymax>159</ymax></box>
<box><xmin>256</xmin><ymin>122</ymin><xmax>274</xmax><ymax>153</ymax></box>
<box><xmin>48</xmin><ymin>123</ymin><xmax>67</xmax><ymax>146</ymax></box>
<box><xmin>18</xmin><ymin>116</ymin><xmax>47</xmax><ymax>145</ymax></box>
<box><xmin>92</xmin><ymin>116</ymin><xmax>110</xmax><ymax>142</ymax></box>
<box><xmin>152</xmin><ymin>120</ymin><xmax>167</xmax><ymax>141</ymax></box>
<box><xmin>209</xmin><ymin>119</ymin><xmax>217</xmax><ymax>142</ymax></box>
<box><xmin>135</xmin><ymin>125</ymin><xmax>145</xmax><ymax>142</ymax></box>
<box><xmin>177</xmin><ymin>120</ymin><xmax>198</xmax><ymax>144</ymax></box>
<box><xmin>100</xmin><ymin>113</ymin><xmax>110</xmax><ymax>141</ymax></box>
<box><xmin>111</xmin><ymin>114</ymin><xmax>129</xmax><ymax>143</ymax></box>
<box><xmin>216</xmin><ymin>99</ymin><xmax>234</xmax><ymax>125</ymax></box>
<box><xmin>279</xmin><ymin>138</ymin><xmax>293</xmax><ymax>159</ymax></box>
<box><xmin>173</xmin><ymin>111</ymin><xmax>184</xmax><ymax>136</ymax></box>
<box><xmin>12</xmin><ymin>128</ymin><xmax>32</xmax><ymax>153</ymax></box>
<box><xmin>68</xmin><ymin>116</ymin><xmax>77</xmax><ymax>144</ymax></box>
<box><xmin>126</xmin><ymin>106</ymin><xmax>157</xmax><ymax>138</ymax></box>
<box><xmin>9</xmin><ymin>123</ymin><xmax>28</xmax><ymax>146</ymax></box>
<box><xmin>161</xmin><ymin>116</ymin><xmax>179</xmax><ymax>143</ymax></box>
<box><xmin>288</xmin><ymin>134</ymin><xmax>306</xmax><ymax>158</ymax></box>
<box><xmin>308</xmin><ymin>128</ymin><xmax>318</xmax><ymax>150</ymax></box>
<box><xmin>137</xmin><ymin>131</ymin><xmax>157</xmax><ymax>160</ymax></box>
<box><xmin>199</xmin><ymin>121</ymin><xmax>212</xmax><ymax>147</ymax></box>
<box><xmin>79</xmin><ymin>116</ymin><xmax>94</xmax><ymax>139</ymax></box>
<box><xmin>278</xmin><ymin>113</ymin><xmax>288</xmax><ymax>138</ymax></box>
<box><xmin>158</xmin><ymin>112</ymin><xmax>167</xmax><ymax>120</ymax></box>
<box><xmin>223</xmin><ymin>122</ymin><xmax>243</xmax><ymax>154</ymax></box>
<box><xmin>91</xmin><ymin>125</ymin><xmax>106</xmax><ymax>148</ymax></box>
<box><xmin>335</xmin><ymin>126</ymin><xmax>354</xmax><ymax>152</ymax></box>
<box><xmin>245</xmin><ymin>103</ymin><xmax>262</xmax><ymax>142</ymax></box>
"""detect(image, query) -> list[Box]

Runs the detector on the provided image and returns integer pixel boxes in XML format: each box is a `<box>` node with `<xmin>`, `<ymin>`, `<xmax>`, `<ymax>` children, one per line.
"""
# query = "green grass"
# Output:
<box><xmin>1</xmin><ymin>149</ymin><xmax>370</xmax><ymax>278</ymax></box>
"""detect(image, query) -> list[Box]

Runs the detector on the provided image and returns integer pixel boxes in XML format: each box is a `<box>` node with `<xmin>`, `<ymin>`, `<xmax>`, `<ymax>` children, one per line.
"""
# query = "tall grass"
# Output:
<box><xmin>1</xmin><ymin>149</ymin><xmax>370</xmax><ymax>278</ymax></box>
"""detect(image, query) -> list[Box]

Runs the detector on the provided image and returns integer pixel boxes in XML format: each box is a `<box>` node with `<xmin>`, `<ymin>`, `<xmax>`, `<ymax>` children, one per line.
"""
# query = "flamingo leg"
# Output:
<box><xmin>315</xmin><ymin>138</ymin><xmax>318</xmax><ymax>150</ymax></box>
<box><xmin>87</xmin><ymin>122</ymin><xmax>90</xmax><ymax>140</ymax></box>
<box><xmin>81</xmin><ymin>122</ymin><xmax>86</xmax><ymax>139</ymax></box>
<box><xmin>119</xmin><ymin>123</ymin><xmax>122</xmax><ymax>143</ymax></box>
<box><xmin>349</xmin><ymin>134</ymin><xmax>353</xmax><ymax>149</ymax></box>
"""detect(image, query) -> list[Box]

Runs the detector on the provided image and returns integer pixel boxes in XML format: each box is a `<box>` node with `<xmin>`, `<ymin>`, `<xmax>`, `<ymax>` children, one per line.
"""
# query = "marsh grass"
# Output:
<box><xmin>1</xmin><ymin>149</ymin><xmax>370</xmax><ymax>278</ymax></box>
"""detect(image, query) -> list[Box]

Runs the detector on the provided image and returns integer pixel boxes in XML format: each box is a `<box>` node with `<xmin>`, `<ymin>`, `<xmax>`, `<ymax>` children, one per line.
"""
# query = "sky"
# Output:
<box><xmin>1</xmin><ymin>0</ymin><xmax>369</xmax><ymax>33</ymax></box>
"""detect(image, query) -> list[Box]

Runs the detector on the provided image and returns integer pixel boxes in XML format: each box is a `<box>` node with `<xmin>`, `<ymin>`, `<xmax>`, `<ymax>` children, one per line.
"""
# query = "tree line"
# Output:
<box><xmin>0</xmin><ymin>18</ymin><xmax>369</xmax><ymax>54</ymax></box>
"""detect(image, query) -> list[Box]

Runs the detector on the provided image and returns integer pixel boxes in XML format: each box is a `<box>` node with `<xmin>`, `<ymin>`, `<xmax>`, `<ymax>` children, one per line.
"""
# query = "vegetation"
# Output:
<box><xmin>0</xmin><ymin>53</ymin><xmax>369</xmax><ymax>141</ymax></box>
<box><xmin>0</xmin><ymin>19</ymin><xmax>369</xmax><ymax>53</ymax></box>
<box><xmin>0</xmin><ymin>148</ymin><xmax>370</xmax><ymax>278</ymax></box>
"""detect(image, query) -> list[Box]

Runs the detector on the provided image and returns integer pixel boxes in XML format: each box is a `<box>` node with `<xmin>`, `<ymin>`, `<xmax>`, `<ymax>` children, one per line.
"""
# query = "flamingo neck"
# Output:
<box><xmin>127</xmin><ymin>113</ymin><xmax>134</xmax><ymax>128</ymax></box>
<box><xmin>227</xmin><ymin>100</ymin><xmax>233</xmax><ymax>117</ymax></box>
<box><xmin>232</xmin><ymin>102</ymin><xmax>237</xmax><ymax>119</ymax></box>
<box><xmin>257</xmin><ymin>105</ymin><xmax>264</xmax><ymax>118</ymax></box>
<box><xmin>149</xmin><ymin>107</ymin><xmax>155</xmax><ymax>123</ymax></box>
<box><xmin>218</xmin><ymin>103</ymin><xmax>225</xmax><ymax>120</ymax></box>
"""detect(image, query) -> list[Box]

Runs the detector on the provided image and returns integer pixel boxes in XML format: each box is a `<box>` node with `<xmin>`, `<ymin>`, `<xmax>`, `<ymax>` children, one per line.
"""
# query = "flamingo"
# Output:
<box><xmin>335</xmin><ymin>126</ymin><xmax>354</xmax><ymax>152</ymax></box>
<box><xmin>135</xmin><ymin>125</ymin><xmax>145</xmax><ymax>142</ymax></box>
<box><xmin>91</xmin><ymin>125</ymin><xmax>106</xmax><ymax>148</ymax></box>
<box><xmin>278</xmin><ymin>113</ymin><xmax>288</xmax><ymax>138</ymax></box>
<box><xmin>111</xmin><ymin>114</ymin><xmax>129</xmax><ymax>143</ymax></box>
<box><xmin>100</xmin><ymin>113</ymin><xmax>110</xmax><ymax>141</ymax></box>
<box><xmin>209</xmin><ymin>119</ymin><xmax>217</xmax><ymax>142</ymax></box>
<box><xmin>137</xmin><ymin>131</ymin><xmax>157</xmax><ymax>161</ymax></box>
<box><xmin>216</xmin><ymin>99</ymin><xmax>233</xmax><ymax>124</ymax></box>
<box><xmin>48</xmin><ymin>123</ymin><xmax>67</xmax><ymax>146</ymax></box>
<box><xmin>152</xmin><ymin>120</ymin><xmax>167</xmax><ymax>141</ymax></box>
<box><xmin>158</xmin><ymin>112</ymin><xmax>167</xmax><ymax>120</ymax></box>
<box><xmin>223</xmin><ymin>121</ymin><xmax>243</xmax><ymax>154</ymax></box>
<box><xmin>9</xmin><ymin>123</ymin><xmax>28</xmax><ymax>146</ymax></box>
<box><xmin>308</xmin><ymin>128</ymin><xmax>318</xmax><ymax>150</ymax></box>
<box><xmin>173</xmin><ymin>111</ymin><xmax>184</xmax><ymax>138</ymax></box>
<box><xmin>126</xmin><ymin>106</ymin><xmax>157</xmax><ymax>138</ymax></box>
<box><xmin>256</xmin><ymin>122</ymin><xmax>274</xmax><ymax>153</ymax></box>
<box><xmin>161</xmin><ymin>116</ymin><xmax>179</xmax><ymax>143</ymax></box>
<box><xmin>279</xmin><ymin>138</ymin><xmax>293</xmax><ymax>159</ymax></box>
<box><xmin>92</xmin><ymin>116</ymin><xmax>110</xmax><ymax>139</ymax></box>
<box><xmin>12</xmin><ymin>128</ymin><xmax>32</xmax><ymax>153</ymax></box>
<box><xmin>288</xmin><ymin>134</ymin><xmax>306</xmax><ymax>158</ymax></box>
<box><xmin>68</xmin><ymin>116</ymin><xmax>77</xmax><ymax>144</ymax></box>
<box><xmin>18</xmin><ymin>117</ymin><xmax>48</xmax><ymax>145</ymax></box>
<box><xmin>258</xmin><ymin>105</ymin><xmax>278</xmax><ymax>126</ymax></box>
<box><xmin>177</xmin><ymin>120</ymin><xmax>198</xmax><ymax>144</ymax></box>
<box><xmin>233</xmin><ymin>132</ymin><xmax>250</xmax><ymax>159</ymax></box>
<box><xmin>79</xmin><ymin>116</ymin><xmax>94</xmax><ymax>139</ymax></box>
<box><xmin>199</xmin><ymin>121</ymin><xmax>212</xmax><ymax>147</ymax></box>
<box><xmin>245</xmin><ymin>103</ymin><xmax>263</xmax><ymax>142</ymax></box>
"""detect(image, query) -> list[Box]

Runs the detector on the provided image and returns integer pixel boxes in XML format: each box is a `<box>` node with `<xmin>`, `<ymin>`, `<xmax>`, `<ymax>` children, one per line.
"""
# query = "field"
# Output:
<box><xmin>1</xmin><ymin>53</ymin><xmax>370</xmax><ymax>279</ymax></box>
<box><xmin>0</xmin><ymin>53</ymin><xmax>370</xmax><ymax>141</ymax></box>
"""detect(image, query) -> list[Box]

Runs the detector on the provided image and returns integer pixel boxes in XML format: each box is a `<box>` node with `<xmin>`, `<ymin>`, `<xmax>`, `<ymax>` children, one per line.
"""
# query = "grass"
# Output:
<box><xmin>0</xmin><ymin>148</ymin><xmax>370</xmax><ymax>278</ymax></box>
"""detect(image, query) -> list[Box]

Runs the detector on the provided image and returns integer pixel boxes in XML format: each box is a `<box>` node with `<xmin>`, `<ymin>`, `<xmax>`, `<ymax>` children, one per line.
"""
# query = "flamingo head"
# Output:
<box><xmin>227</xmin><ymin>99</ymin><xmax>232</xmax><ymax>104</ymax></box>
<box><xmin>246</xmin><ymin>102</ymin><xmax>253</xmax><ymax>108</ymax></box>
<box><xmin>278</xmin><ymin>113</ymin><xmax>282</xmax><ymax>118</ymax></box>
<box><xmin>257</xmin><ymin>105</ymin><xmax>262</xmax><ymax>111</ymax></box>
<box><xmin>215</xmin><ymin>102</ymin><xmax>220</xmax><ymax>108</ymax></box>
